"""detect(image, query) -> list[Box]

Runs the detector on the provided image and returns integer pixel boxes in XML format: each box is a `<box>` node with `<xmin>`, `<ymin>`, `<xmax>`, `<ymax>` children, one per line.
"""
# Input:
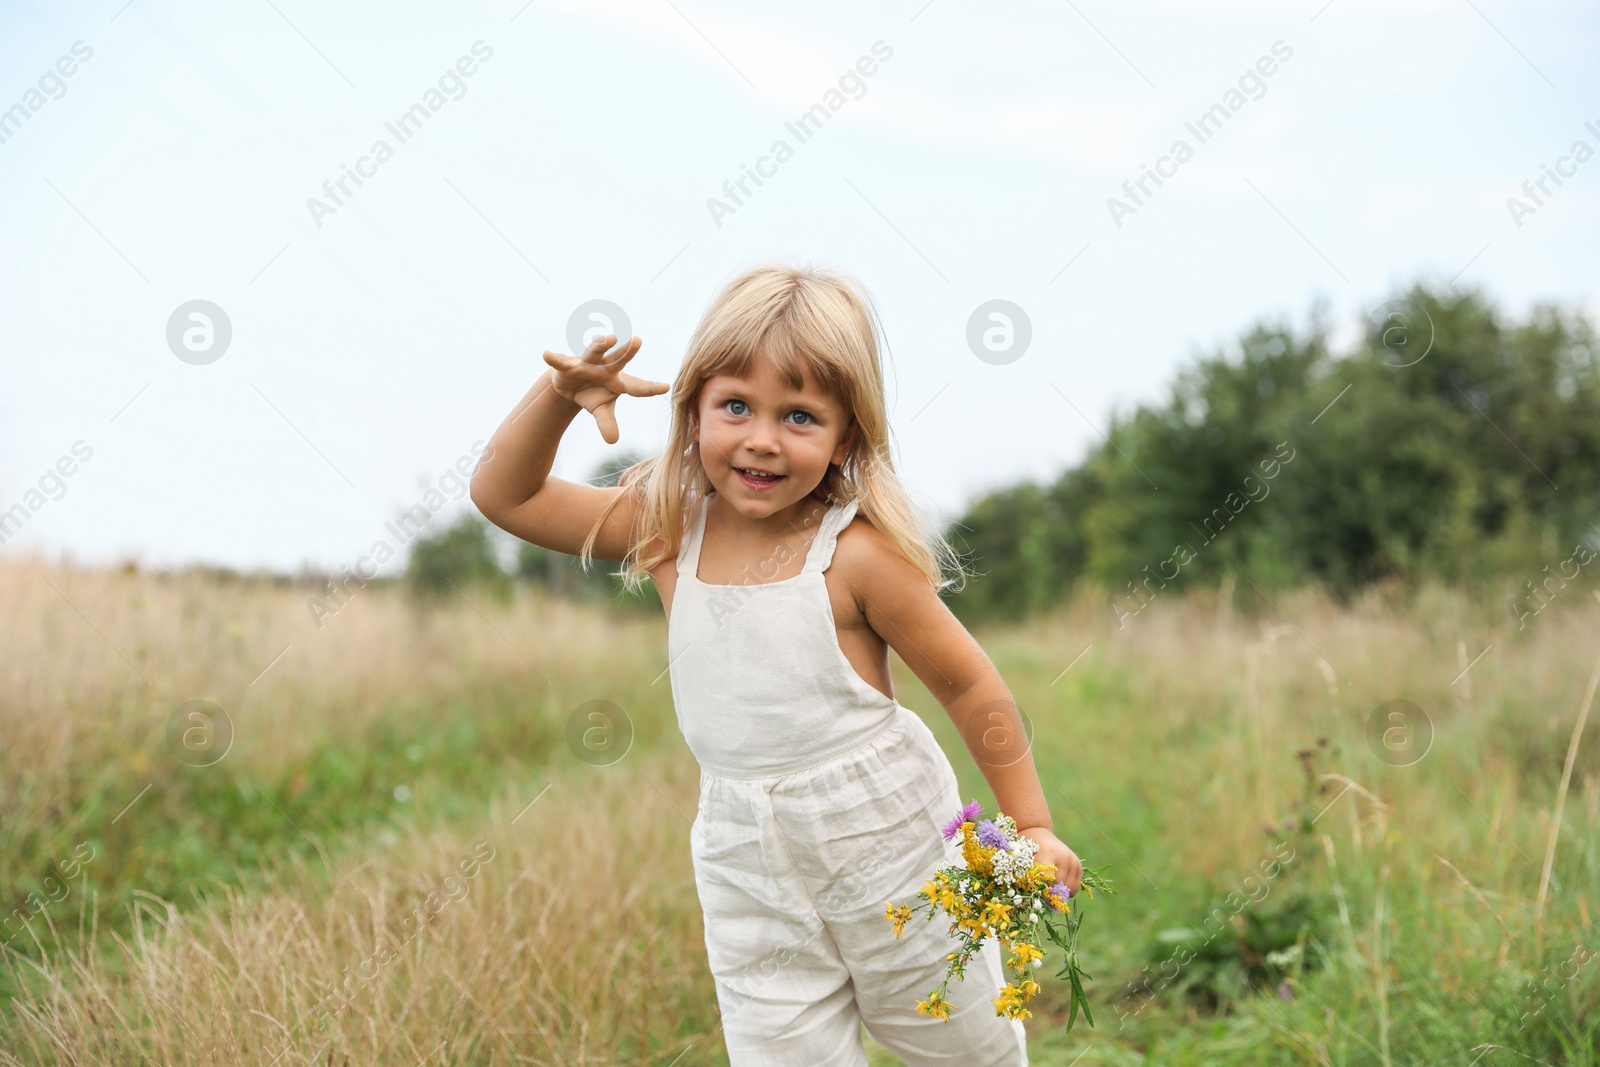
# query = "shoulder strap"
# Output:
<box><xmin>801</xmin><ymin>498</ymin><xmax>860</xmax><ymax>574</ymax></box>
<box><xmin>677</xmin><ymin>493</ymin><xmax>711</xmax><ymax>576</ymax></box>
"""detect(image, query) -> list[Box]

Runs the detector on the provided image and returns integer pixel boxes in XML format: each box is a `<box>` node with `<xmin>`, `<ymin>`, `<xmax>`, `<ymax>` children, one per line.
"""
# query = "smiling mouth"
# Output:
<box><xmin>734</xmin><ymin>466</ymin><xmax>785</xmax><ymax>486</ymax></box>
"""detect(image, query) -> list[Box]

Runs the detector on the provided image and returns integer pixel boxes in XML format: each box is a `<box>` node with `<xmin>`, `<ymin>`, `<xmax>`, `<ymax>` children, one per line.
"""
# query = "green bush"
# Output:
<box><xmin>949</xmin><ymin>284</ymin><xmax>1600</xmax><ymax>624</ymax></box>
<box><xmin>405</xmin><ymin>513</ymin><xmax>512</xmax><ymax>604</ymax></box>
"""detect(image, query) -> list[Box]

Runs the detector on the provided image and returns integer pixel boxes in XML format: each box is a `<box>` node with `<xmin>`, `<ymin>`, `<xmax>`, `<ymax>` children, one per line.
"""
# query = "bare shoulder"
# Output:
<box><xmin>832</xmin><ymin>511</ymin><xmax>930</xmax><ymax>608</ymax></box>
<box><xmin>830</xmin><ymin>509</ymin><xmax>989</xmax><ymax>700</ymax></box>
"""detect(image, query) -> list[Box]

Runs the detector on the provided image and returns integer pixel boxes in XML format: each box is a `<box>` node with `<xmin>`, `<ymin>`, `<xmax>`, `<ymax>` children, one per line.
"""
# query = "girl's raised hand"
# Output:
<box><xmin>542</xmin><ymin>334</ymin><xmax>670</xmax><ymax>445</ymax></box>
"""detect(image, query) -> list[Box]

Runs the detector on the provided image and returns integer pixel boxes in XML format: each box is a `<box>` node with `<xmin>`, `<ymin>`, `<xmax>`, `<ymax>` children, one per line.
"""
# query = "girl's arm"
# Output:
<box><xmin>840</xmin><ymin>519</ymin><xmax>1085</xmax><ymax>892</ymax></box>
<box><xmin>470</xmin><ymin>335</ymin><xmax>668</xmax><ymax>561</ymax></box>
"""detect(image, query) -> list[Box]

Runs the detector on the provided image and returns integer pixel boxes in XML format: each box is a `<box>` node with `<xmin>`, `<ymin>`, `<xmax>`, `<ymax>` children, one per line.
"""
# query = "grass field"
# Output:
<box><xmin>1</xmin><ymin>556</ymin><xmax>1596</xmax><ymax>1065</ymax></box>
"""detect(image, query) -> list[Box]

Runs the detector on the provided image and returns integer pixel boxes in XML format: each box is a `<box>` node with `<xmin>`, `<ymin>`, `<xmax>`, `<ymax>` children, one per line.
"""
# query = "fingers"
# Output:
<box><xmin>564</xmin><ymin>334</ymin><xmax>643</xmax><ymax>372</ymax></box>
<box><xmin>594</xmin><ymin>398</ymin><xmax>620</xmax><ymax>444</ymax></box>
<box><xmin>571</xmin><ymin>333</ymin><xmax>642</xmax><ymax>357</ymax></box>
<box><xmin>584</xmin><ymin>333</ymin><xmax>640</xmax><ymax>363</ymax></box>
<box><xmin>619</xmin><ymin>372</ymin><xmax>671</xmax><ymax>397</ymax></box>
<box><xmin>598</xmin><ymin>335</ymin><xmax>643</xmax><ymax>369</ymax></box>
<box><xmin>546</xmin><ymin>336</ymin><xmax>662</xmax><ymax>421</ymax></box>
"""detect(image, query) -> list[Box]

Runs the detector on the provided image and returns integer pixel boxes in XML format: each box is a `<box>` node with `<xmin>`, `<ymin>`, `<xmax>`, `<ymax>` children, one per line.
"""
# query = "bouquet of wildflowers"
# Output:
<box><xmin>884</xmin><ymin>800</ymin><xmax>1116</xmax><ymax>1030</ymax></box>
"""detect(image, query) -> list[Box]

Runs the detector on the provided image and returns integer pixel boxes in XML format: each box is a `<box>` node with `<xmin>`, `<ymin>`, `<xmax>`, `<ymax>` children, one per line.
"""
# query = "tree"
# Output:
<box><xmin>405</xmin><ymin>513</ymin><xmax>512</xmax><ymax>604</ymax></box>
<box><xmin>947</xmin><ymin>283</ymin><xmax>1600</xmax><ymax>623</ymax></box>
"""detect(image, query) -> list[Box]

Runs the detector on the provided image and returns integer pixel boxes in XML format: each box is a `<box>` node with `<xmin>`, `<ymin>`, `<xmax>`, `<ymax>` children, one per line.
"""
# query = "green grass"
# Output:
<box><xmin>0</xmin><ymin>683</ymin><xmax>573</xmax><ymax>1006</ymax></box>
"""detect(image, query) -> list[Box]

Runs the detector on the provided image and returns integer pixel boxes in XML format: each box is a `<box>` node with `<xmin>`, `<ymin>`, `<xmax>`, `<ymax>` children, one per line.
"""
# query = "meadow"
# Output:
<box><xmin>1</xmin><ymin>555</ymin><xmax>1596</xmax><ymax>1065</ymax></box>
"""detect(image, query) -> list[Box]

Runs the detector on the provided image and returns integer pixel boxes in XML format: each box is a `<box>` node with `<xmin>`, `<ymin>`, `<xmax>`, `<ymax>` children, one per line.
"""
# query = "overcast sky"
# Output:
<box><xmin>1</xmin><ymin>0</ymin><xmax>1596</xmax><ymax>575</ymax></box>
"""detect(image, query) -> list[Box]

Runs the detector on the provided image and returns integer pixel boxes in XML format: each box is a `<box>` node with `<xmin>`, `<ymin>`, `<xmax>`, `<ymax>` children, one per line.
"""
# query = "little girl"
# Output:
<box><xmin>471</xmin><ymin>263</ymin><xmax>1082</xmax><ymax>1066</ymax></box>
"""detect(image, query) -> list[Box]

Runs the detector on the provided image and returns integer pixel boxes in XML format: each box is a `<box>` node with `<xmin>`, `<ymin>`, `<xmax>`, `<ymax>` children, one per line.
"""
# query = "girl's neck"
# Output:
<box><xmin>707</xmin><ymin>487</ymin><xmax>833</xmax><ymax>544</ymax></box>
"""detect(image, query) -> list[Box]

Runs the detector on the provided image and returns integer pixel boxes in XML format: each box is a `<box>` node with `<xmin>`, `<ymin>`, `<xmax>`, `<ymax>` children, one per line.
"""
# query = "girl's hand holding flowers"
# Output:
<box><xmin>1017</xmin><ymin>825</ymin><xmax>1082</xmax><ymax>899</ymax></box>
<box><xmin>884</xmin><ymin>800</ymin><xmax>1116</xmax><ymax>1031</ymax></box>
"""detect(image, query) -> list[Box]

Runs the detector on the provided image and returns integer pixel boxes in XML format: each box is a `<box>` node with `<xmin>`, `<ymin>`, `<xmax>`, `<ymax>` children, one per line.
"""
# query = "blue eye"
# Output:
<box><xmin>721</xmin><ymin>399</ymin><xmax>816</xmax><ymax>425</ymax></box>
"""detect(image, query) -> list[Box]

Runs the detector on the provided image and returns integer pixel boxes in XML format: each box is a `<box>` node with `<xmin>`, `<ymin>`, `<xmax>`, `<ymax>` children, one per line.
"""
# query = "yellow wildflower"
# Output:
<box><xmin>916</xmin><ymin>989</ymin><xmax>953</xmax><ymax>1021</ymax></box>
<box><xmin>1024</xmin><ymin>862</ymin><xmax>1056</xmax><ymax>891</ymax></box>
<box><xmin>960</xmin><ymin>825</ymin><xmax>995</xmax><ymax>877</ymax></box>
<box><xmin>980</xmin><ymin>899</ymin><xmax>1013</xmax><ymax>929</ymax></box>
<box><xmin>1009</xmin><ymin>941</ymin><xmax>1044</xmax><ymax>970</ymax></box>
<box><xmin>991</xmin><ymin>982</ymin><xmax>1034</xmax><ymax>1021</ymax></box>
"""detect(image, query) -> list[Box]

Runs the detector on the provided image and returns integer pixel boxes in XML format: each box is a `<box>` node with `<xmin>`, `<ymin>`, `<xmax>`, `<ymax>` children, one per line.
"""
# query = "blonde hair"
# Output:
<box><xmin>579</xmin><ymin>261</ymin><xmax>969</xmax><ymax>598</ymax></box>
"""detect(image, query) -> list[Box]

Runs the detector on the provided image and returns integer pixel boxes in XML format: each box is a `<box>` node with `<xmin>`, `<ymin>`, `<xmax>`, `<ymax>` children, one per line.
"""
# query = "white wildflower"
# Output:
<box><xmin>989</xmin><ymin>836</ymin><xmax>1040</xmax><ymax>885</ymax></box>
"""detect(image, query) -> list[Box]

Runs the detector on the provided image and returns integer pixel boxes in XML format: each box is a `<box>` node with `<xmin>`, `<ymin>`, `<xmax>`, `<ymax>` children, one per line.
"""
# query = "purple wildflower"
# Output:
<box><xmin>941</xmin><ymin>800</ymin><xmax>983</xmax><ymax>841</ymax></box>
<box><xmin>1051</xmin><ymin>880</ymin><xmax>1072</xmax><ymax>900</ymax></box>
<box><xmin>976</xmin><ymin>820</ymin><xmax>1010</xmax><ymax>851</ymax></box>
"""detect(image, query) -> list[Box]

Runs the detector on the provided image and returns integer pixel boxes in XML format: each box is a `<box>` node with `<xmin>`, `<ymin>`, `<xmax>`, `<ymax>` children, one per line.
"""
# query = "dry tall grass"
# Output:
<box><xmin>3</xmin><ymin>760</ymin><xmax>712</xmax><ymax>1065</ymax></box>
<box><xmin>1</xmin><ymin>552</ymin><xmax>670</xmax><ymax>867</ymax></box>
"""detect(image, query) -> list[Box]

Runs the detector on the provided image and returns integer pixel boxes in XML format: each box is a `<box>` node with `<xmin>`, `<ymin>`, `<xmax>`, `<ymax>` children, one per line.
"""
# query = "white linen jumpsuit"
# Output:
<box><xmin>669</xmin><ymin>488</ymin><xmax>1029</xmax><ymax>1066</ymax></box>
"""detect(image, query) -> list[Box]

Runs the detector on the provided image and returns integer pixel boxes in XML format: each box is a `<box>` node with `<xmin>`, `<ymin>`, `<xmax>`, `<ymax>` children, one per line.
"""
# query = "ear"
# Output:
<box><xmin>832</xmin><ymin>418</ymin><xmax>859</xmax><ymax>466</ymax></box>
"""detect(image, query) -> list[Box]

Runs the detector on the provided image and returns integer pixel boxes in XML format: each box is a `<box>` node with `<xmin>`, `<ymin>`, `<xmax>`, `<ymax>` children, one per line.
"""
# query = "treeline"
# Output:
<box><xmin>947</xmin><ymin>283</ymin><xmax>1600</xmax><ymax>624</ymax></box>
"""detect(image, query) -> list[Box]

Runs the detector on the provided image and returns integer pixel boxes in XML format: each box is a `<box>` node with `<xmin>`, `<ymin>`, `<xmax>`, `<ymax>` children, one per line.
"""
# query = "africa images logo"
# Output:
<box><xmin>305</xmin><ymin>41</ymin><xmax>495</xmax><ymax>228</ymax></box>
<box><xmin>1106</xmin><ymin>40</ymin><xmax>1294</xmax><ymax>229</ymax></box>
<box><xmin>706</xmin><ymin>40</ymin><xmax>894</xmax><ymax>228</ymax></box>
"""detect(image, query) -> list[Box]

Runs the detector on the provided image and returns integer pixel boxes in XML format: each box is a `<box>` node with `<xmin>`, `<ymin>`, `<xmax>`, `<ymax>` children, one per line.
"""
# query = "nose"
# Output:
<box><xmin>742</xmin><ymin>415</ymin><xmax>781</xmax><ymax>455</ymax></box>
